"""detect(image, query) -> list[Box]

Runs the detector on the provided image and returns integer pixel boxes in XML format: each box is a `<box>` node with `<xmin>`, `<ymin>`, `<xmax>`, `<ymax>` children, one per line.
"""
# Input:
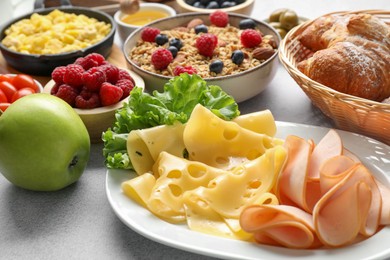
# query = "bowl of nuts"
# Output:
<box><xmin>43</xmin><ymin>53</ymin><xmax>145</xmax><ymax>143</ymax></box>
<box><xmin>123</xmin><ymin>11</ymin><xmax>280</xmax><ymax>103</ymax></box>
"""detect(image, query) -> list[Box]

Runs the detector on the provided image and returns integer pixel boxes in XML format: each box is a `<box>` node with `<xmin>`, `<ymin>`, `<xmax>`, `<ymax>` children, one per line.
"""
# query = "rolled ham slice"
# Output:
<box><xmin>240</xmin><ymin>204</ymin><xmax>322</xmax><ymax>249</ymax></box>
<box><xmin>314</xmin><ymin>160</ymin><xmax>382</xmax><ymax>247</ymax></box>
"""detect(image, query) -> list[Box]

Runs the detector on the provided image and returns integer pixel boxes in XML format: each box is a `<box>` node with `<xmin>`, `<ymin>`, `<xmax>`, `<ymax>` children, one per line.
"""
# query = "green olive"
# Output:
<box><xmin>276</xmin><ymin>28</ymin><xmax>287</xmax><ymax>39</ymax></box>
<box><xmin>269</xmin><ymin>22</ymin><xmax>283</xmax><ymax>29</ymax></box>
<box><xmin>279</xmin><ymin>10</ymin><xmax>299</xmax><ymax>30</ymax></box>
<box><xmin>269</xmin><ymin>8</ymin><xmax>289</xmax><ymax>23</ymax></box>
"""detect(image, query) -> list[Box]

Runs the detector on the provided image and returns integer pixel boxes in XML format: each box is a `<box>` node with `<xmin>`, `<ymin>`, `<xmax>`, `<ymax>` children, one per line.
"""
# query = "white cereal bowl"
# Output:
<box><xmin>114</xmin><ymin>3</ymin><xmax>176</xmax><ymax>43</ymax></box>
<box><xmin>123</xmin><ymin>12</ymin><xmax>281</xmax><ymax>103</ymax></box>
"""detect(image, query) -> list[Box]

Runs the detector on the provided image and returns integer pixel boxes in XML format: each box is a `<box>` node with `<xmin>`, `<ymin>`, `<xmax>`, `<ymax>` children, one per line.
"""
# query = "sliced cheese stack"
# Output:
<box><xmin>122</xmin><ymin>104</ymin><xmax>286</xmax><ymax>239</ymax></box>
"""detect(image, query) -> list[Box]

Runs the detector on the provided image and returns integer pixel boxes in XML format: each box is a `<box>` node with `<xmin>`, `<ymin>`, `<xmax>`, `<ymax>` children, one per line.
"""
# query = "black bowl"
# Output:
<box><xmin>0</xmin><ymin>6</ymin><xmax>116</xmax><ymax>76</ymax></box>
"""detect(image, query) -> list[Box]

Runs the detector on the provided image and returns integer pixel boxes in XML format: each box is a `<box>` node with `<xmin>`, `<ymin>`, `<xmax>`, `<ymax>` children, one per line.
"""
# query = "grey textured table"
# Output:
<box><xmin>1</xmin><ymin>0</ymin><xmax>388</xmax><ymax>259</ymax></box>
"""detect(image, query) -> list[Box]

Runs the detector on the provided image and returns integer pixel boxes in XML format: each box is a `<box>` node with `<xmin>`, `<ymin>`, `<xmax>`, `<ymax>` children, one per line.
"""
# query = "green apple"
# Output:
<box><xmin>0</xmin><ymin>93</ymin><xmax>90</xmax><ymax>191</ymax></box>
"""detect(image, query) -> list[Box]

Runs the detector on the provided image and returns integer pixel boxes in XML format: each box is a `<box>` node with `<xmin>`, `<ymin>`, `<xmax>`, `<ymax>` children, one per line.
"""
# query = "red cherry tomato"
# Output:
<box><xmin>11</xmin><ymin>88</ymin><xmax>36</xmax><ymax>102</ymax></box>
<box><xmin>0</xmin><ymin>89</ymin><xmax>7</xmax><ymax>103</ymax></box>
<box><xmin>0</xmin><ymin>81</ymin><xmax>17</xmax><ymax>101</ymax></box>
<box><xmin>12</xmin><ymin>74</ymin><xmax>39</xmax><ymax>92</ymax></box>
<box><xmin>0</xmin><ymin>103</ymin><xmax>11</xmax><ymax>112</ymax></box>
<box><xmin>0</xmin><ymin>74</ymin><xmax>14</xmax><ymax>84</ymax></box>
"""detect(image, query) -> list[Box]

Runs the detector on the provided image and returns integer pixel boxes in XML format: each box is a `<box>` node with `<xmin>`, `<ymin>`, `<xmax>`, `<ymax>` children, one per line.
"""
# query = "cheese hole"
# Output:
<box><xmin>208</xmin><ymin>181</ymin><xmax>217</xmax><ymax>188</ymax></box>
<box><xmin>223</xmin><ymin>125</ymin><xmax>239</xmax><ymax>140</ymax></box>
<box><xmin>246</xmin><ymin>149</ymin><xmax>262</xmax><ymax>160</ymax></box>
<box><xmin>216</xmin><ymin>156</ymin><xmax>229</xmax><ymax>165</ymax></box>
<box><xmin>248</xmin><ymin>180</ymin><xmax>262</xmax><ymax>189</ymax></box>
<box><xmin>167</xmin><ymin>170</ymin><xmax>182</xmax><ymax>179</ymax></box>
<box><xmin>157</xmin><ymin>166</ymin><xmax>165</xmax><ymax>176</ymax></box>
<box><xmin>187</xmin><ymin>164</ymin><xmax>207</xmax><ymax>178</ymax></box>
<box><xmin>263</xmin><ymin>198</ymin><xmax>274</xmax><ymax>205</ymax></box>
<box><xmin>243</xmin><ymin>190</ymin><xmax>254</xmax><ymax>198</ymax></box>
<box><xmin>168</xmin><ymin>184</ymin><xmax>182</xmax><ymax>197</ymax></box>
<box><xmin>188</xmin><ymin>195</ymin><xmax>208</xmax><ymax>208</ymax></box>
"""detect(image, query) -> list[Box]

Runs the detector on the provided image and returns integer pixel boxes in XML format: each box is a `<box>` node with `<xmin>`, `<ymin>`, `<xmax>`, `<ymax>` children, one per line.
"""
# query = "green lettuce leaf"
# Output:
<box><xmin>102</xmin><ymin>73</ymin><xmax>240</xmax><ymax>169</ymax></box>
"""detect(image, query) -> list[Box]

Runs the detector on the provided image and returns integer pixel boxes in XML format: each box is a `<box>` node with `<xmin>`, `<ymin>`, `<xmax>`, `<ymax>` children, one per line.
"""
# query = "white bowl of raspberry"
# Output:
<box><xmin>123</xmin><ymin>11</ymin><xmax>281</xmax><ymax>103</ymax></box>
<box><xmin>43</xmin><ymin>53</ymin><xmax>145</xmax><ymax>143</ymax></box>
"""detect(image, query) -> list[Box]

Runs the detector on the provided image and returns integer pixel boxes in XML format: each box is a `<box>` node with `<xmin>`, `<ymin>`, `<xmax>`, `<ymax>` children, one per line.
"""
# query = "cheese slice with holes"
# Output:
<box><xmin>232</xmin><ymin>109</ymin><xmax>277</xmax><ymax>137</ymax></box>
<box><xmin>127</xmin><ymin>123</ymin><xmax>186</xmax><ymax>175</ymax></box>
<box><xmin>184</xmin><ymin>104</ymin><xmax>282</xmax><ymax>170</ymax></box>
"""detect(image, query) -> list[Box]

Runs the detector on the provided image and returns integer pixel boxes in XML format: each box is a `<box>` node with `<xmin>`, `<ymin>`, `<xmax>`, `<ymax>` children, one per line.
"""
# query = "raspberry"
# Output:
<box><xmin>196</xmin><ymin>34</ymin><xmax>218</xmax><ymax>57</ymax></box>
<box><xmin>173</xmin><ymin>65</ymin><xmax>197</xmax><ymax>76</ymax></box>
<box><xmin>85</xmin><ymin>53</ymin><xmax>105</xmax><ymax>65</ymax></box>
<box><xmin>118</xmin><ymin>69</ymin><xmax>135</xmax><ymax>85</ymax></box>
<box><xmin>115</xmin><ymin>79</ymin><xmax>134</xmax><ymax>100</ymax></box>
<box><xmin>100</xmin><ymin>82</ymin><xmax>123</xmax><ymax>106</ymax></box>
<box><xmin>151</xmin><ymin>48</ymin><xmax>173</xmax><ymax>70</ymax></box>
<box><xmin>74</xmin><ymin>57</ymin><xmax>98</xmax><ymax>70</ymax></box>
<box><xmin>240</xmin><ymin>29</ymin><xmax>262</xmax><ymax>48</ymax></box>
<box><xmin>51</xmin><ymin>66</ymin><xmax>67</xmax><ymax>85</ymax></box>
<box><xmin>50</xmin><ymin>84</ymin><xmax>59</xmax><ymax>95</ymax></box>
<box><xmin>141</xmin><ymin>27</ymin><xmax>161</xmax><ymax>42</ymax></box>
<box><xmin>55</xmin><ymin>84</ymin><xmax>79</xmax><ymax>107</ymax></box>
<box><xmin>209</xmin><ymin>10</ymin><xmax>229</xmax><ymax>27</ymax></box>
<box><xmin>75</xmin><ymin>89</ymin><xmax>100</xmax><ymax>109</ymax></box>
<box><xmin>82</xmin><ymin>67</ymin><xmax>106</xmax><ymax>92</ymax></box>
<box><xmin>99</xmin><ymin>64</ymin><xmax>119</xmax><ymax>83</ymax></box>
<box><xmin>63</xmin><ymin>64</ymin><xmax>85</xmax><ymax>87</ymax></box>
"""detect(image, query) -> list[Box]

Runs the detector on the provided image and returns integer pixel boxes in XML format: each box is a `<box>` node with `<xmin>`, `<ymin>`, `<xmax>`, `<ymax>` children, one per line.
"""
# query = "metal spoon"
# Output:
<box><xmin>120</xmin><ymin>0</ymin><xmax>140</xmax><ymax>15</ymax></box>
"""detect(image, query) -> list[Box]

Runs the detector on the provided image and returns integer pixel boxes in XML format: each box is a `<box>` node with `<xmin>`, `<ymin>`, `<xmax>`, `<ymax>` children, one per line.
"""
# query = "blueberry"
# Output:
<box><xmin>221</xmin><ymin>1</ymin><xmax>236</xmax><ymax>8</ymax></box>
<box><xmin>194</xmin><ymin>24</ymin><xmax>208</xmax><ymax>34</ymax></box>
<box><xmin>234</xmin><ymin>0</ymin><xmax>246</xmax><ymax>4</ymax></box>
<box><xmin>193</xmin><ymin>2</ymin><xmax>205</xmax><ymax>8</ymax></box>
<box><xmin>206</xmin><ymin>1</ymin><xmax>219</xmax><ymax>8</ymax></box>
<box><xmin>200</xmin><ymin>0</ymin><xmax>209</xmax><ymax>5</ymax></box>
<box><xmin>167</xmin><ymin>46</ymin><xmax>178</xmax><ymax>58</ymax></box>
<box><xmin>209</xmin><ymin>60</ymin><xmax>224</xmax><ymax>74</ymax></box>
<box><xmin>239</xmin><ymin>19</ymin><xmax>256</xmax><ymax>29</ymax></box>
<box><xmin>231</xmin><ymin>50</ymin><xmax>244</xmax><ymax>65</ymax></box>
<box><xmin>155</xmin><ymin>34</ymin><xmax>169</xmax><ymax>46</ymax></box>
<box><xmin>169</xmin><ymin>38</ymin><xmax>183</xmax><ymax>50</ymax></box>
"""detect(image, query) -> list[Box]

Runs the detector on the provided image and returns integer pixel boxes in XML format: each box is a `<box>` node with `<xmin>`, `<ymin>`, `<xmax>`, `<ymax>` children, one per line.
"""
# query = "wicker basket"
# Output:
<box><xmin>279</xmin><ymin>10</ymin><xmax>390</xmax><ymax>145</ymax></box>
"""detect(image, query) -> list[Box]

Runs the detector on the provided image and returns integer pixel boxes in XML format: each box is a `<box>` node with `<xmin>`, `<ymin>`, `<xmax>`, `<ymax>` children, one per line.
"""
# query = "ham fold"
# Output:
<box><xmin>240</xmin><ymin>204</ymin><xmax>322</xmax><ymax>249</ymax></box>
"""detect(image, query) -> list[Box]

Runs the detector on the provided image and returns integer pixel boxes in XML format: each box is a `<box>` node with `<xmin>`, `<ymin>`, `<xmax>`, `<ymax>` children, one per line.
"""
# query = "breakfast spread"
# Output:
<box><xmin>128</xmin><ymin>10</ymin><xmax>277</xmax><ymax>78</ymax></box>
<box><xmin>1</xmin><ymin>9</ymin><xmax>111</xmax><ymax>55</ymax></box>
<box><xmin>0</xmin><ymin>3</ymin><xmax>390</xmax><ymax>259</ymax></box>
<box><xmin>297</xmin><ymin>13</ymin><xmax>390</xmax><ymax>102</ymax></box>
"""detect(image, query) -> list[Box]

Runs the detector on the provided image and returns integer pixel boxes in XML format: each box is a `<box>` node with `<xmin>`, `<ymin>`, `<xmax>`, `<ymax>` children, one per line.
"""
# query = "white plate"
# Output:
<box><xmin>106</xmin><ymin>121</ymin><xmax>390</xmax><ymax>260</ymax></box>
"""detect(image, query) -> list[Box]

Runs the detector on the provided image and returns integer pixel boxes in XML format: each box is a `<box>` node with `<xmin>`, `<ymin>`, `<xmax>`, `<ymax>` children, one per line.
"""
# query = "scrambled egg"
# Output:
<box><xmin>1</xmin><ymin>9</ymin><xmax>111</xmax><ymax>55</ymax></box>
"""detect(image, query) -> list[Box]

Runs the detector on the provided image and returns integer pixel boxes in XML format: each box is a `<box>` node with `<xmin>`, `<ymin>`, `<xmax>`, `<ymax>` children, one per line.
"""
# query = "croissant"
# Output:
<box><xmin>297</xmin><ymin>13</ymin><xmax>390</xmax><ymax>102</ymax></box>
